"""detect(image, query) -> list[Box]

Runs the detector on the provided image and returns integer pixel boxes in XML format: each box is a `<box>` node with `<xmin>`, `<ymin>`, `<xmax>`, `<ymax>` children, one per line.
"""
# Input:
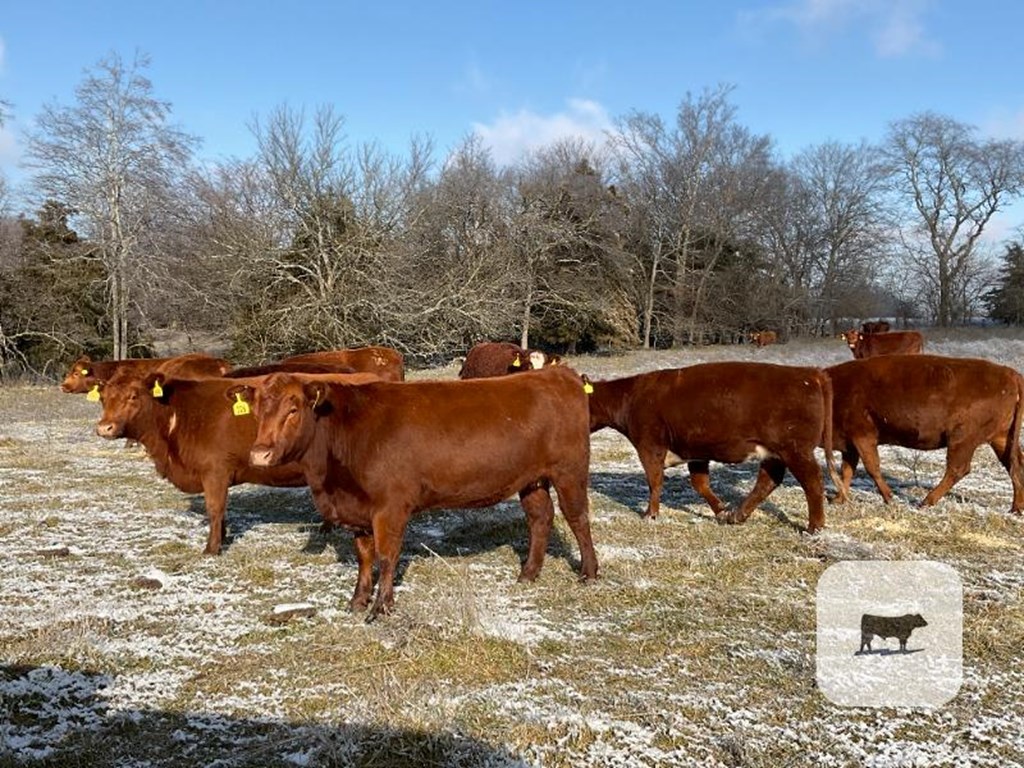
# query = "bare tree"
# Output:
<box><xmin>882</xmin><ymin>112</ymin><xmax>1024</xmax><ymax>326</ymax></box>
<box><xmin>23</xmin><ymin>52</ymin><xmax>197</xmax><ymax>359</ymax></box>
<box><xmin>612</xmin><ymin>85</ymin><xmax>773</xmax><ymax>346</ymax></box>
<box><xmin>789</xmin><ymin>140</ymin><xmax>889</xmax><ymax>333</ymax></box>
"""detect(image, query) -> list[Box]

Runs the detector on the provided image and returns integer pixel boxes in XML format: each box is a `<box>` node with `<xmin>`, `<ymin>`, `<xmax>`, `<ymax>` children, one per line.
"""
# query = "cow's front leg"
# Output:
<box><xmin>202</xmin><ymin>477</ymin><xmax>230</xmax><ymax>555</ymax></box>
<box><xmin>348</xmin><ymin>531</ymin><xmax>376</xmax><ymax>612</ymax></box>
<box><xmin>635</xmin><ymin>442</ymin><xmax>669</xmax><ymax>519</ymax></box>
<box><xmin>367</xmin><ymin>510</ymin><xmax>411</xmax><ymax>621</ymax></box>
<box><xmin>518</xmin><ymin>483</ymin><xmax>555</xmax><ymax>582</ymax></box>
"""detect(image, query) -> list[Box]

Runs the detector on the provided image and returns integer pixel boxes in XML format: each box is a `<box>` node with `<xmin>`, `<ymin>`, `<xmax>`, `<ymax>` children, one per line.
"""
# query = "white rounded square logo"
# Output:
<box><xmin>816</xmin><ymin>560</ymin><xmax>962</xmax><ymax>707</ymax></box>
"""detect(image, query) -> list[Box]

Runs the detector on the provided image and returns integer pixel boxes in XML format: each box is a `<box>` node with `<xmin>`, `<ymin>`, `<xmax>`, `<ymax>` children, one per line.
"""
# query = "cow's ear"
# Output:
<box><xmin>303</xmin><ymin>382</ymin><xmax>332</xmax><ymax>416</ymax></box>
<box><xmin>144</xmin><ymin>373</ymin><xmax>172</xmax><ymax>403</ymax></box>
<box><xmin>224</xmin><ymin>384</ymin><xmax>254</xmax><ymax>416</ymax></box>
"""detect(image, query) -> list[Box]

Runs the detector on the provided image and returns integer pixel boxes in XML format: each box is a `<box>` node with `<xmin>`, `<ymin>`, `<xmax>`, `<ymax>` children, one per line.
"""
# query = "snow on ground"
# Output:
<box><xmin>2</xmin><ymin>334</ymin><xmax>1023</xmax><ymax>766</ymax></box>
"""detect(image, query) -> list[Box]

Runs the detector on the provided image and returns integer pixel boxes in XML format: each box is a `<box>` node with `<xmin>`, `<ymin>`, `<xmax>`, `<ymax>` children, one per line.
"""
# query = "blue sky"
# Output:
<box><xmin>1</xmin><ymin>0</ymin><xmax>1023</xmax><ymax>238</ymax></box>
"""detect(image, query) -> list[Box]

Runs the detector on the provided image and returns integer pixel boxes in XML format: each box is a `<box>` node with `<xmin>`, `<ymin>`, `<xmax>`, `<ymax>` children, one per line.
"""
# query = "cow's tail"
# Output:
<box><xmin>820</xmin><ymin>370</ymin><xmax>847</xmax><ymax>503</ymax></box>
<box><xmin>1010</xmin><ymin>372</ymin><xmax>1024</xmax><ymax>504</ymax></box>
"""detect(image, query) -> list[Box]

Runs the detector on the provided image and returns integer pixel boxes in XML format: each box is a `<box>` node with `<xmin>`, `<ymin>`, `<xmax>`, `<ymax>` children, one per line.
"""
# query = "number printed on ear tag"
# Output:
<box><xmin>233</xmin><ymin>393</ymin><xmax>251</xmax><ymax>416</ymax></box>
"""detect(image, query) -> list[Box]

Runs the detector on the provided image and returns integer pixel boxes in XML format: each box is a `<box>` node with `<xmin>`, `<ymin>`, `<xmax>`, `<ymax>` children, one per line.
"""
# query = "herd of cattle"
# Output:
<box><xmin>58</xmin><ymin>322</ymin><xmax>1024</xmax><ymax>618</ymax></box>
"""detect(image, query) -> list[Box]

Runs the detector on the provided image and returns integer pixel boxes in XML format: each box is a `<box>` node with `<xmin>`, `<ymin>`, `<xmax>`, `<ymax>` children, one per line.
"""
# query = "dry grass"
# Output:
<box><xmin>1</xmin><ymin>335</ymin><xmax>1023</xmax><ymax>766</ymax></box>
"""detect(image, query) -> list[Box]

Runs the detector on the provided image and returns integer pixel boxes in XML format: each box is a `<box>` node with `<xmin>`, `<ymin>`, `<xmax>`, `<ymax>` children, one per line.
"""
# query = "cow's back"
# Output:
<box><xmin>284</xmin><ymin>347</ymin><xmax>404</xmax><ymax>381</ymax></box>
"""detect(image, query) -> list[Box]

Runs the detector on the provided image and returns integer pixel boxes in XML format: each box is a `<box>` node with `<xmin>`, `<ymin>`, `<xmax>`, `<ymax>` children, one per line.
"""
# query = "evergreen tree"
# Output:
<box><xmin>985</xmin><ymin>242</ymin><xmax>1024</xmax><ymax>325</ymax></box>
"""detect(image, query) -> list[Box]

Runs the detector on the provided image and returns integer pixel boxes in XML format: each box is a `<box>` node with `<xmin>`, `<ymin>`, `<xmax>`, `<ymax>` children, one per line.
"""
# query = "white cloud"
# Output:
<box><xmin>472</xmin><ymin>99</ymin><xmax>614</xmax><ymax>166</ymax></box>
<box><xmin>741</xmin><ymin>0</ymin><xmax>940</xmax><ymax>58</ymax></box>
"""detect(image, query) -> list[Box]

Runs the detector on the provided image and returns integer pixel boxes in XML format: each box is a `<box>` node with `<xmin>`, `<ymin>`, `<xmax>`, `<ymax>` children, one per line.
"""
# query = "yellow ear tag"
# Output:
<box><xmin>512</xmin><ymin>355</ymin><xmax>521</xmax><ymax>367</ymax></box>
<box><xmin>232</xmin><ymin>393</ymin><xmax>251</xmax><ymax>416</ymax></box>
<box><xmin>151</xmin><ymin>381</ymin><xmax>164</xmax><ymax>398</ymax></box>
<box><xmin>81</xmin><ymin>368</ymin><xmax>90</xmax><ymax>375</ymax></box>
<box><xmin>86</xmin><ymin>384</ymin><xmax>101</xmax><ymax>402</ymax></box>
<box><xmin>583</xmin><ymin>381</ymin><xmax>594</xmax><ymax>395</ymax></box>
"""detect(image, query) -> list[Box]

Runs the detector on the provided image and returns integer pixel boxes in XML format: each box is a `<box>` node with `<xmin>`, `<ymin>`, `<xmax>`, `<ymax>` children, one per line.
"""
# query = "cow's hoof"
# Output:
<box><xmin>715</xmin><ymin>509</ymin><xmax>736</xmax><ymax>525</ymax></box>
<box><xmin>365</xmin><ymin>601</ymin><xmax>392</xmax><ymax>624</ymax></box>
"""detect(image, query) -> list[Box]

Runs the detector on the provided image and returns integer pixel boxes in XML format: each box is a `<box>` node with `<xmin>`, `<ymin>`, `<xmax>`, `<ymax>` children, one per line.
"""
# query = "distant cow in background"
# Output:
<box><xmin>842</xmin><ymin>329</ymin><xmax>924</xmax><ymax>359</ymax></box>
<box><xmin>859</xmin><ymin>613</ymin><xmax>927</xmax><ymax>653</ymax></box>
<box><xmin>749</xmin><ymin>330</ymin><xmax>778</xmax><ymax>347</ymax></box>
<box><xmin>861</xmin><ymin>320</ymin><xmax>891</xmax><ymax>334</ymax></box>
<box><xmin>459</xmin><ymin>341</ymin><xmax>562</xmax><ymax>379</ymax></box>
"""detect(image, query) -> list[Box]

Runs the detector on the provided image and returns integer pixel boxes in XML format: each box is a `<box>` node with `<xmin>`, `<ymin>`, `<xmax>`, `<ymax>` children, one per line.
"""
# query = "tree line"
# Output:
<box><xmin>1</xmin><ymin>52</ymin><xmax>1023</xmax><ymax>377</ymax></box>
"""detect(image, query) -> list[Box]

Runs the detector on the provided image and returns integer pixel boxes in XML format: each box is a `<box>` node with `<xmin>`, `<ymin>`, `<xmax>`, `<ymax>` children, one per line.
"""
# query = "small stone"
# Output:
<box><xmin>36</xmin><ymin>545</ymin><xmax>70</xmax><ymax>558</ymax></box>
<box><xmin>268</xmin><ymin>602</ymin><xmax>316</xmax><ymax>624</ymax></box>
<box><xmin>133</xmin><ymin>576</ymin><xmax>164</xmax><ymax>590</ymax></box>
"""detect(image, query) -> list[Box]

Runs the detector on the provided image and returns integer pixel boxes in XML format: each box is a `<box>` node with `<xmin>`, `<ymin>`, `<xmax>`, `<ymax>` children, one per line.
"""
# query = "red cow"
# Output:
<box><xmin>861</xmin><ymin>320</ymin><xmax>891</xmax><ymax>334</ymax></box>
<box><xmin>842</xmin><ymin>329</ymin><xmax>924</xmax><ymax>358</ymax></box>
<box><xmin>827</xmin><ymin>355</ymin><xmax>1024</xmax><ymax>512</ymax></box>
<box><xmin>61</xmin><ymin>353</ymin><xmax>231</xmax><ymax>396</ymax></box>
<box><xmin>749</xmin><ymin>331</ymin><xmax>778</xmax><ymax>347</ymax></box>
<box><xmin>246</xmin><ymin>367</ymin><xmax>597</xmax><ymax>619</ymax></box>
<box><xmin>93</xmin><ymin>370</ymin><xmax>378</xmax><ymax>554</ymax></box>
<box><xmin>282</xmin><ymin>346</ymin><xmax>404</xmax><ymax>381</ymax></box>
<box><xmin>585</xmin><ymin>363</ymin><xmax>844</xmax><ymax>533</ymax></box>
<box><xmin>459</xmin><ymin>341</ymin><xmax>561</xmax><ymax>379</ymax></box>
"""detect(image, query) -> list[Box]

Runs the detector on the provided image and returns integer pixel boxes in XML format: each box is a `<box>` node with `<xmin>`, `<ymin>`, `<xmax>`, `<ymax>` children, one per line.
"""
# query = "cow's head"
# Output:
<box><xmin>94</xmin><ymin>372</ymin><xmax>165</xmax><ymax>440</ymax></box>
<box><xmin>911</xmin><ymin>613</ymin><xmax>928</xmax><ymax>628</ymax></box>
<box><xmin>61</xmin><ymin>356</ymin><xmax>96</xmax><ymax>393</ymax></box>
<box><xmin>248</xmin><ymin>373</ymin><xmax>329</xmax><ymax>467</ymax></box>
<box><xmin>841</xmin><ymin>329</ymin><xmax>861</xmax><ymax>349</ymax></box>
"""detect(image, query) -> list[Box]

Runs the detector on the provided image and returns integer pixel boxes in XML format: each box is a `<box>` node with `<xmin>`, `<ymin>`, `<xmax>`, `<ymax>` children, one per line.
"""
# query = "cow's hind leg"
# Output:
<box><xmin>553</xmin><ymin>476</ymin><xmax>598</xmax><ymax>582</ymax></box>
<box><xmin>989</xmin><ymin>436</ymin><xmax>1024</xmax><ymax>514</ymax></box>
<box><xmin>852</xmin><ymin>438</ymin><xmax>895</xmax><ymax>504</ymax></box>
<box><xmin>837</xmin><ymin>448</ymin><xmax>860</xmax><ymax>503</ymax></box>
<box><xmin>349</xmin><ymin>531</ymin><xmax>376</xmax><ymax>612</ymax></box>
<box><xmin>687</xmin><ymin>460</ymin><xmax>727</xmax><ymax>516</ymax></box>
<box><xmin>922</xmin><ymin>439</ymin><xmax>974</xmax><ymax>507</ymax></box>
<box><xmin>721</xmin><ymin>458</ymin><xmax>786</xmax><ymax>526</ymax></box>
<box><xmin>518</xmin><ymin>483</ymin><xmax>556</xmax><ymax>583</ymax></box>
<box><xmin>785</xmin><ymin>450</ymin><xmax>827</xmax><ymax>533</ymax></box>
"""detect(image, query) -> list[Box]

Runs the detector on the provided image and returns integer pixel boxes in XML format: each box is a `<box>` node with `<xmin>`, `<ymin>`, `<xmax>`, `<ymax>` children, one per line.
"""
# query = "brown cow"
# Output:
<box><xmin>842</xmin><ymin>329</ymin><xmax>924</xmax><ymax>359</ymax></box>
<box><xmin>585</xmin><ymin>363</ymin><xmax>844</xmax><ymax>533</ymax></box>
<box><xmin>861</xmin><ymin>320</ymin><xmax>891</xmax><ymax>334</ymax></box>
<box><xmin>458</xmin><ymin>341</ymin><xmax>561</xmax><ymax>379</ymax></box>
<box><xmin>93</xmin><ymin>369</ymin><xmax>378</xmax><ymax>554</ymax></box>
<box><xmin>61</xmin><ymin>353</ymin><xmax>231</xmax><ymax>396</ymax></box>
<box><xmin>827</xmin><ymin>355</ymin><xmax>1024</xmax><ymax>513</ymax></box>
<box><xmin>282</xmin><ymin>346</ymin><xmax>404</xmax><ymax>381</ymax></box>
<box><xmin>246</xmin><ymin>367</ymin><xmax>597</xmax><ymax>619</ymax></box>
<box><xmin>749</xmin><ymin>330</ymin><xmax>778</xmax><ymax>347</ymax></box>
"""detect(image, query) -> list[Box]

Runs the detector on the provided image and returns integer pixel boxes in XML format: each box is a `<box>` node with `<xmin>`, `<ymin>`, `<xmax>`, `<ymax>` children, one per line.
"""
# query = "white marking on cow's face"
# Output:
<box><xmin>746</xmin><ymin>444</ymin><xmax>778</xmax><ymax>462</ymax></box>
<box><xmin>168</xmin><ymin>412</ymin><xmax>177</xmax><ymax>435</ymax></box>
<box><xmin>664</xmin><ymin>450</ymin><xmax>686</xmax><ymax>468</ymax></box>
<box><xmin>529</xmin><ymin>351</ymin><xmax>546</xmax><ymax>369</ymax></box>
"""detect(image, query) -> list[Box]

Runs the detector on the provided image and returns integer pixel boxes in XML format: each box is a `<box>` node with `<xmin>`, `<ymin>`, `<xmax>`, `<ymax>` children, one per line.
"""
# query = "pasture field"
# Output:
<box><xmin>1</xmin><ymin>332</ymin><xmax>1023</xmax><ymax>767</ymax></box>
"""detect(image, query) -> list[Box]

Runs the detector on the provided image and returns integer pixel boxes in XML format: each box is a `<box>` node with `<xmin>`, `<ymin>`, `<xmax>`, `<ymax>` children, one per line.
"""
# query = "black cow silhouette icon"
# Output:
<box><xmin>859</xmin><ymin>613</ymin><xmax>927</xmax><ymax>653</ymax></box>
